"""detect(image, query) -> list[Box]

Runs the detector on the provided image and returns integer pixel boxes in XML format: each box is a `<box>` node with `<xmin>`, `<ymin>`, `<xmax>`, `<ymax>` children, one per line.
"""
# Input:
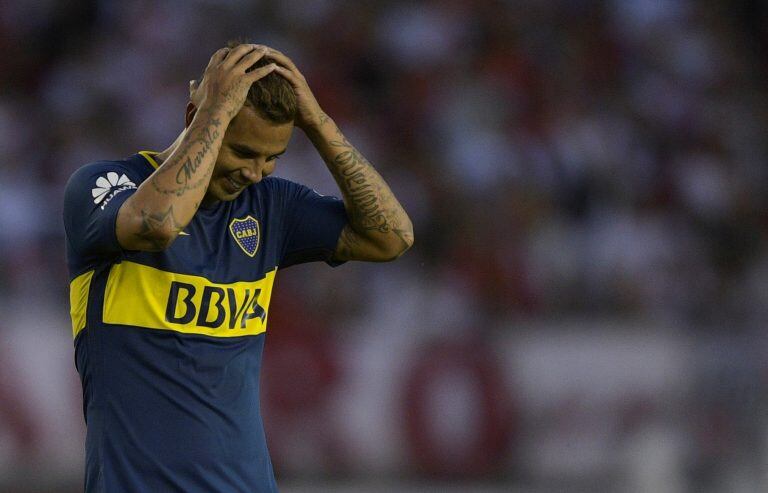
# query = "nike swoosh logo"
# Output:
<box><xmin>179</xmin><ymin>231</ymin><xmax>190</xmax><ymax>236</ymax></box>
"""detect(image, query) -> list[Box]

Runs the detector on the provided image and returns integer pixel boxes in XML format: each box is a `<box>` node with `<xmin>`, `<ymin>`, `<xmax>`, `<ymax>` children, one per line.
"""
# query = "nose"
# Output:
<box><xmin>240</xmin><ymin>162</ymin><xmax>264</xmax><ymax>184</ymax></box>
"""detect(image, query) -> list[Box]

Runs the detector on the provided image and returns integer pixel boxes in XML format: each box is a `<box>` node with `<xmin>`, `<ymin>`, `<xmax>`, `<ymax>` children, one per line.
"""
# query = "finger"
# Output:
<box><xmin>246</xmin><ymin>63</ymin><xmax>278</xmax><ymax>82</ymax></box>
<box><xmin>221</xmin><ymin>44</ymin><xmax>261</xmax><ymax>69</ymax></box>
<box><xmin>264</xmin><ymin>48</ymin><xmax>301</xmax><ymax>74</ymax></box>
<box><xmin>235</xmin><ymin>48</ymin><xmax>268</xmax><ymax>73</ymax></box>
<box><xmin>203</xmin><ymin>47</ymin><xmax>230</xmax><ymax>71</ymax></box>
<box><xmin>272</xmin><ymin>65</ymin><xmax>302</xmax><ymax>86</ymax></box>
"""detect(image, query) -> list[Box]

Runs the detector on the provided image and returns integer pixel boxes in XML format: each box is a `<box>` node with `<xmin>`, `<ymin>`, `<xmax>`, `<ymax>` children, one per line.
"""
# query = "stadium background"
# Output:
<box><xmin>1</xmin><ymin>1</ymin><xmax>767</xmax><ymax>492</ymax></box>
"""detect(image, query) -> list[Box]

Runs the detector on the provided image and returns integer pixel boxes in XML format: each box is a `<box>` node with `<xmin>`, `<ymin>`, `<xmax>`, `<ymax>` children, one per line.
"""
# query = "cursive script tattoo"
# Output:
<box><xmin>327</xmin><ymin>127</ymin><xmax>414</xmax><ymax>251</ymax></box>
<box><xmin>150</xmin><ymin>109</ymin><xmax>223</xmax><ymax>196</ymax></box>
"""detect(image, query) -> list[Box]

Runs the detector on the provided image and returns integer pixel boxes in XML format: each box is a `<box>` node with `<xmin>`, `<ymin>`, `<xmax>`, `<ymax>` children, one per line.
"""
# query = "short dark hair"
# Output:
<box><xmin>198</xmin><ymin>41</ymin><xmax>297</xmax><ymax>124</ymax></box>
<box><xmin>242</xmin><ymin>55</ymin><xmax>297</xmax><ymax>124</ymax></box>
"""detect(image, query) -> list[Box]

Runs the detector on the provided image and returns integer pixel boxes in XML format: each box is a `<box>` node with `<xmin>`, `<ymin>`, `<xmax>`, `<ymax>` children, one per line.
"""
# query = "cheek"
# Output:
<box><xmin>212</xmin><ymin>158</ymin><xmax>237</xmax><ymax>177</ymax></box>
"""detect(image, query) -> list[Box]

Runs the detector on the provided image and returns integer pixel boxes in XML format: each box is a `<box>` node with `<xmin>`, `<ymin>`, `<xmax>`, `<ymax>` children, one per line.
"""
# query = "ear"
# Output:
<box><xmin>185</xmin><ymin>102</ymin><xmax>197</xmax><ymax>128</ymax></box>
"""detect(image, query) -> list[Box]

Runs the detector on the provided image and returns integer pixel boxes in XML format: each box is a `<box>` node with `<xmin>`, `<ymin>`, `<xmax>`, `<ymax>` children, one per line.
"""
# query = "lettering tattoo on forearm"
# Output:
<box><xmin>174</xmin><ymin>123</ymin><xmax>220</xmax><ymax>185</ymax></box>
<box><xmin>150</xmin><ymin>109</ymin><xmax>223</xmax><ymax>197</ymax></box>
<box><xmin>332</xmin><ymin>145</ymin><xmax>390</xmax><ymax>233</ymax></box>
<box><xmin>328</xmin><ymin>130</ymin><xmax>413</xmax><ymax>248</ymax></box>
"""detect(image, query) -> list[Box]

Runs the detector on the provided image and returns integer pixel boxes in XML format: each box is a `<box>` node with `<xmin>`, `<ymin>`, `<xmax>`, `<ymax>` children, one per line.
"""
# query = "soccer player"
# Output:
<box><xmin>63</xmin><ymin>44</ymin><xmax>413</xmax><ymax>492</ymax></box>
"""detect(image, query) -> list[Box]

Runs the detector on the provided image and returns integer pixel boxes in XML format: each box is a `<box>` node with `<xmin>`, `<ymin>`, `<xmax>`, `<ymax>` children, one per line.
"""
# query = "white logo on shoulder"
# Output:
<box><xmin>92</xmin><ymin>172</ymin><xmax>136</xmax><ymax>210</ymax></box>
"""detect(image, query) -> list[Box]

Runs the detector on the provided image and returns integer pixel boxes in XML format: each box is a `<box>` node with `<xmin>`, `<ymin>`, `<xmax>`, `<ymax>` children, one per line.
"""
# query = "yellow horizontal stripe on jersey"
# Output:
<box><xmin>70</xmin><ymin>270</ymin><xmax>95</xmax><ymax>338</ymax></box>
<box><xmin>103</xmin><ymin>261</ymin><xmax>276</xmax><ymax>338</ymax></box>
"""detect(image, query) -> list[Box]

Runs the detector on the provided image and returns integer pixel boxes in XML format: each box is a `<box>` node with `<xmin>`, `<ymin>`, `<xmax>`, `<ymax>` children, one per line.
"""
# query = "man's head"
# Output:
<box><xmin>187</xmin><ymin>44</ymin><xmax>297</xmax><ymax>205</ymax></box>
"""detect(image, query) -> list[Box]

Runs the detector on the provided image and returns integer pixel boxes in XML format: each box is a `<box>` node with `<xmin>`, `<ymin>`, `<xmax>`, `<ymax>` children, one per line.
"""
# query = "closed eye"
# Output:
<box><xmin>233</xmin><ymin>148</ymin><xmax>256</xmax><ymax>159</ymax></box>
<box><xmin>232</xmin><ymin>146</ymin><xmax>285</xmax><ymax>161</ymax></box>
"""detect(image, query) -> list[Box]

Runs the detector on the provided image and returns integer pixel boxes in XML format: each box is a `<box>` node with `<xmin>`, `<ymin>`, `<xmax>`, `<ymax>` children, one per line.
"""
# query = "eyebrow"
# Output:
<box><xmin>231</xmin><ymin>144</ymin><xmax>287</xmax><ymax>158</ymax></box>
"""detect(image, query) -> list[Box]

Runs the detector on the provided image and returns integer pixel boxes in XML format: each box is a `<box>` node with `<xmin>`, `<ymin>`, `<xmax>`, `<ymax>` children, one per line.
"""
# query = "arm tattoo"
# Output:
<box><xmin>135</xmin><ymin>205</ymin><xmax>183</xmax><ymax>250</ymax></box>
<box><xmin>336</xmin><ymin>224</ymin><xmax>362</xmax><ymax>259</ymax></box>
<box><xmin>221</xmin><ymin>81</ymin><xmax>248</xmax><ymax>120</ymax></box>
<box><xmin>149</xmin><ymin>108</ymin><xmax>223</xmax><ymax>196</ymax></box>
<box><xmin>328</xmin><ymin>131</ymin><xmax>413</xmax><ymax>249</ymax></box>
<box><xmin>333</xmin><ymin>146</ymin><xmax>390</xmax><ymax>233</ymax></box>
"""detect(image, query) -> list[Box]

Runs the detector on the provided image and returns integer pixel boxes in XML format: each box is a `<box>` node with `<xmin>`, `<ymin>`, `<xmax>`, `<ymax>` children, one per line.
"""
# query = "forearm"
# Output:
<box><xmin>303</xmin><ymin>114</ymin><xmax>414</xmax><ymax>257</ymax></box>
<box><xmin>118</xmin><ymin>103</ymin><xmax>230</xmax><ymax>250</ymax></box>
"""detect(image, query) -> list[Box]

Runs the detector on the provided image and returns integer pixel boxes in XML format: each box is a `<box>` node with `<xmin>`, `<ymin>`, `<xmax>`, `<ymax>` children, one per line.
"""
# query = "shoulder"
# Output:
<box><xmin>258</xmin><ymin>176</ymin><xmax>304</xmax><ymax>194</ymax></box>
<box><xmin>257</xmin><ymin>176</ymin><xmax>330</xmax><ymax>203</ymax></box>
<box><xmin>248</xmin><ymin>176</ymin><xmax>304</xmax><ymax>207</ymax></box>
<box><xmin>66</xmin><ymin>156</ymin><xmax>150</xmax><ymax>192</ymax></box>
<box><xmin>65</xmin><ymin>156</ymin><xmax>152</xmax><ymax>202</ymax></box>
<box><xmin>63</xmin><ymin>155</ymin><xmax>154</xmax><ymax>224</ymax></box>
<box><xmin>66</xmin><ymin>155</ymin><xmax>152</xmax><ymax>187</ymax></box>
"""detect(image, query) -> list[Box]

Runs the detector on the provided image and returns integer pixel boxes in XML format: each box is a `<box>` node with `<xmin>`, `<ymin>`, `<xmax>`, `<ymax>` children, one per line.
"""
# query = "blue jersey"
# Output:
<box><xmin>63</xmin><ymin>151</ymin><xmax>347</xmax><ymax>492</ymax></box>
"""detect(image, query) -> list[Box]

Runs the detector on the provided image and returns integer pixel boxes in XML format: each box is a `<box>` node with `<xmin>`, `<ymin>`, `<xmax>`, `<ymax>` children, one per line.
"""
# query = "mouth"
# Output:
<box><xmin>224</xmin><ymin>175</ymin><xmax>247</xmax><ymax>194</ymax></box>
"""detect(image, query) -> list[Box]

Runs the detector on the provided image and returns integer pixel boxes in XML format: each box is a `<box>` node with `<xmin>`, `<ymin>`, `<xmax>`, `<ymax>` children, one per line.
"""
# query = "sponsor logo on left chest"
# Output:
<box><xmin>229</xmin><ymin>215</ymin><xmax>260</xmax><ymax>257</ymax></box>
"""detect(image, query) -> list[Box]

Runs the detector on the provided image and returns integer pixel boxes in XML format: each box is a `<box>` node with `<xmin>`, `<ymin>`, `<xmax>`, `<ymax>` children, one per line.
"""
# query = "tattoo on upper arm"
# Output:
<box><xmin>134</xmin><ymin>205</ymin><xmax>183</xmax><ymax>250</ymax></box>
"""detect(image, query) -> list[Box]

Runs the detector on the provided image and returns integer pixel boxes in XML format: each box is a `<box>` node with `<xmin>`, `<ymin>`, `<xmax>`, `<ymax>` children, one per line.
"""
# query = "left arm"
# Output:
<box><xmin>304</xmin><ymin>116</ymin><xmax>413</xmax><ymax>261</ymax></box>
<box><xmin>270</xmin><ymin>49</ymin><xmax>414</xmax><ymax>262</ymax></box>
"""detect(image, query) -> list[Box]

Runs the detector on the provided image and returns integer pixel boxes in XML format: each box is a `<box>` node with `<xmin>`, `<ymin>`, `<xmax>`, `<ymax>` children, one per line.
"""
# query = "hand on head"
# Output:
<box><xmin>191</xmin><ymin>44</ymin><xmax>277</xmax><ymax>119</ymax></box>
<box><xmin>191</xmin><ymin>43</ymin><xmax>327</xmax><ymax>130</ymax></box>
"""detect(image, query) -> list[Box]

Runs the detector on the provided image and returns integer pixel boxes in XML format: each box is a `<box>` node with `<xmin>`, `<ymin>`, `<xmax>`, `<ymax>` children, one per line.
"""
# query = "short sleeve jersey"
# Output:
<box><xmin>63</xmin><ymin>151</ymin><xmax>347</xmax><ymax>492</ymax></box>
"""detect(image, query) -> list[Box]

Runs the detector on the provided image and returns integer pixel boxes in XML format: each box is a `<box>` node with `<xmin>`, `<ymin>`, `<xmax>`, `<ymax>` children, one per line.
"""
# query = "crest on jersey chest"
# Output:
<box><xmin>229</xmin><ymin>215</ymin><xmax>260</xmax><ymax>257</ymax></box>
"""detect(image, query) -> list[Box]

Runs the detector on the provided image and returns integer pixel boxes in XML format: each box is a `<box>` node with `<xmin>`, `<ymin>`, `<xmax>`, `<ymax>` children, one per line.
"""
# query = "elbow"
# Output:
<box><xmin>119</xmin><ymin>201</ymin><xmax>183</xmax><ymax>252</ymax></box>
<box><xmin>118</xmin><ymin>212</ymin><xmax>181</xmax><ymax>252</ymax></box>
<box><xmin>141</xmin><ymin>230</ymin><xmax>179</xmax><ymax>252</ymax></box>
<box><xmin>124</xmin><ymin>227</ymin><xmax>179</xmax><ymax>252</ymax></box>
<box><xmin>380</xmin><ymin>227</ymin><xmax>414</xmax><ymax>262</ymax></box>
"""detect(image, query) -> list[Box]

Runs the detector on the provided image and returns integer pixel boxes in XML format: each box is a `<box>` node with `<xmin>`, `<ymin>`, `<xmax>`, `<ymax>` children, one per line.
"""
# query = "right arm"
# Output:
<box><xmin>115</xmin><ymin>44</ymin><xmax>277</xmax><ymax>251</ymax></box>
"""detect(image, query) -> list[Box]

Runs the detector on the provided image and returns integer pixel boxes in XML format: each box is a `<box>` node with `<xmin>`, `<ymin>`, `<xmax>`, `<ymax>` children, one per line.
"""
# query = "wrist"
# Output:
<box><xmin>300</xmin><ymin>111</ymin><xmax>331</xmax><ymax>135</ymax></box>
<box><xmin>199</xmin><ymin>96</ymin><xmax>238</xmax><ymax>123</ymax></box>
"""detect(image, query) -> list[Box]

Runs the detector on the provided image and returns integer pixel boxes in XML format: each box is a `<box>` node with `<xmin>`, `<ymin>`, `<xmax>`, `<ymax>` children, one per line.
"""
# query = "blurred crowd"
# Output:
<box><xmin>1</xmin><ymin>0</ymin><xmax>768</xmax><ymax>491</ymax></box>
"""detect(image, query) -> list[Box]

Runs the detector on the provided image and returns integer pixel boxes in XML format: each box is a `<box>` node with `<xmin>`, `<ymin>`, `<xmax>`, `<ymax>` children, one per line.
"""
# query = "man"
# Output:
<box><xmin>63</xmin><ymin>43</ymin><xmax>413</xmax><ymax>492</ymax></box>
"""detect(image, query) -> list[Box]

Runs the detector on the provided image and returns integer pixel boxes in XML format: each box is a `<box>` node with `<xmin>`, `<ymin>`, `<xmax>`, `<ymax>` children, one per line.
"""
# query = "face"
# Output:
<box><xmin>199</xmin><ymin>105</ymin><xmax>293</xmax><ymax>205</ymax></box>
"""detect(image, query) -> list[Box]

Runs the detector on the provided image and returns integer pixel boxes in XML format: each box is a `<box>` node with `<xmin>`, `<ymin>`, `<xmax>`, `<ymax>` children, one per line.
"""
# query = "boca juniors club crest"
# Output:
<box><xmin>229</xmin><ymin>215</ymin><xmax>260</xmax><ymax>257</ymax></box>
